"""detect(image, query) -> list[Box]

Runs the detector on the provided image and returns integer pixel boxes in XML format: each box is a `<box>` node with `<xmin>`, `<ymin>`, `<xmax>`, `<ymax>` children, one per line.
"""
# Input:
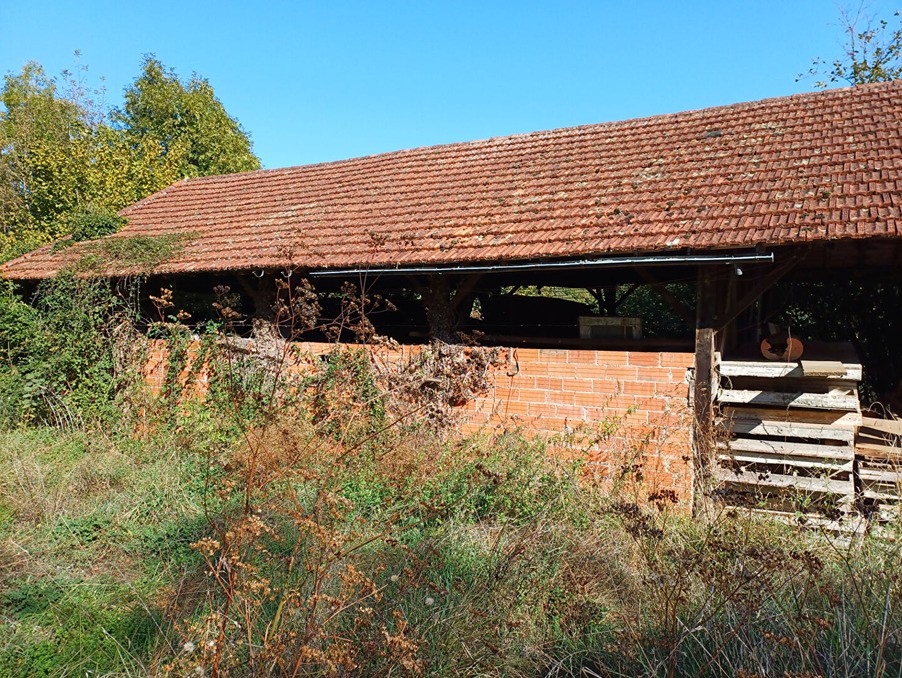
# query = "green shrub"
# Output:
<box><xmin>0</xmin><ymin>274</ymin><xmax>134</xmax><ymax>427</ymax></box>
<box><xmin>68</xmin><ymin>204</ymin><xmax>126</xmax><ymax>242</ymax></box>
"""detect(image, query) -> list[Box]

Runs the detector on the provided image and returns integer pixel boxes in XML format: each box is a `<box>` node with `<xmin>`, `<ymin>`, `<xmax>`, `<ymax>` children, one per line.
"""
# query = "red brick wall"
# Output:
<box><xmin>142</xmin><ymin>340</ymin><xmax>695</xmax><ymax>505</ymax></box>
<box><xmin>461</xmin><ymin>347</ymin><xmax>695</xmax><ymax>504</ymax></box>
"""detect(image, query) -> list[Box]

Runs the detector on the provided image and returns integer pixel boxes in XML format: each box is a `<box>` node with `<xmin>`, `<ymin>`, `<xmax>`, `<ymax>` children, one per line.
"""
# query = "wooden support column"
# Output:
<box><xmin>237</xmin><ymin>273</ymin><xmax>278</xmax><ymax>329</ymax></box>
<box><xmin>692</xmin><ymin>268</ymin><xmax>718</xmax><ymax>518</ymax></box>
<box><xmin>422</xmin><ymin>277</ymin><xmax>454</xmax><ymax>342</ymax></box>
<box><xmin>412</xmin><ymin>274</ymin><xmax>483</xmax><ymax>343</ymax></box>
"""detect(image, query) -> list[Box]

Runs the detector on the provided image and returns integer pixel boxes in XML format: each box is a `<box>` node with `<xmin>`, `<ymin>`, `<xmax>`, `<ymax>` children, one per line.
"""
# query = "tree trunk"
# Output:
<box><xmin>422</xmin><ymin>276</ymin><xmax>456</xmax><ymax>342</ymax></box>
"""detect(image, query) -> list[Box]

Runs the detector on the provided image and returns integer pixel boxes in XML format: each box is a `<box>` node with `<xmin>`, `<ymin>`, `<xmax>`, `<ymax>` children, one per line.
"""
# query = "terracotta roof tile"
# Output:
<box><xmin>3</xmin><ymin>80</ymin><xmax>902</xmax><ymax>280</ymax></box>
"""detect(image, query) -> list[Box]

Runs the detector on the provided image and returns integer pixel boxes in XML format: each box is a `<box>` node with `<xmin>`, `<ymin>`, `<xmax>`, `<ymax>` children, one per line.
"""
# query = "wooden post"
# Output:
<box><xmin>421</xmin><ymin>275</ymin><xmax>456</xmax><ymax>342</ymax></box>
<box><xmin>236</xmin><ymin>273</ymin><xmax>278</xmax><ymax>337</ymax></box>
<box><xmin>692</xmin><ymin>268</ymin><xmax>718</xmax><ymax>518</ymax></box>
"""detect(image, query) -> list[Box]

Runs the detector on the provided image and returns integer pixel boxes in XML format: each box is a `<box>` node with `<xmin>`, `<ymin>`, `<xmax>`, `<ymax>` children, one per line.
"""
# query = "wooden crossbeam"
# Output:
<box><xmin>713</xmin><ymin>256</ymin><xmax>798</xmax><ymax>331</ymax></box>
<box><xmin>637</xmin><ymin>268</ymin><xmax>695</xmax><ymax>325</ymax></box>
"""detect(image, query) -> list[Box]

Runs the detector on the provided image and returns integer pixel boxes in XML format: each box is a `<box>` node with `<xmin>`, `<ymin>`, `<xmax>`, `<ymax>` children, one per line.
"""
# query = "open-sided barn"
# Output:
<box><xmin>4</xmin><ymin>79</ymin><xmax>901</xmax><ymax>523</ymax></box>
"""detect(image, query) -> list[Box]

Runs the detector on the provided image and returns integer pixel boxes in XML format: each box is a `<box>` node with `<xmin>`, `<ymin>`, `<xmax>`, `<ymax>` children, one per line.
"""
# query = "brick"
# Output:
<box><xmin>628</xmin><ymin>352</ymin><xmax>661</xmax><ymax>367</ymax></box>
<box><xmin>519</xmin><ymin>362</ymin><xmax>549</xmax><ymax>377</ymax></box>
<box><xmin>661</xmin><ymin>352</ymin><xmax>694</xmax><ymax>368</ymax></box>
<box><xmin>546</xmin><ymin>363</ymin><xmax>581</xmax><ymax>377</ymax></box>
<box><xmin>508</xmin><ymin>375</ymin><xmax>536</xmax><ymax>389</ymax></box>
<box><xmin>534</xmin><ymin>376</ymin><xmax>564</xmax><ymax>391</ymax></box>
<box><xmin>535</xmin><ymin>417</ymin><xmax>568</xmax><ymax>433</ymax></box>
<box><xmin>554</xmin><ymin>404</ymin><xmax>586</xmax><ymax>419</ymax></box>
<box><xmin>502</xmin><ymin>400</ymin><xmax>530</xmax><ymax>416</ymax></box>
<box><xmin>562</xmin><ymin>378</ymin><xmax>595</xmax><ymax>393</ymax></box>
<box><xmin>656</xmin><ymin>382</ymin><xmax>689</xmax><ymax>398</ymax></box>
<box><xmin>574</xmin><ymin>391</ymin><xmax>602</xmax><ymax>406</ymax></box>
<box><xmin>538</xmin><ymin>348</ymin><xmax>569</xmax><ymax>363</ymax></box>
<box><xmin>548</xmin><ymin>391</ymin><xmax>576</xmax><ymax>406</ymax></box>
<box><xmin>594</xmin><ymin>350</ymin><xmax>630</xmax><ymax>365</ymax></box>
<box><xmin>591</xmin><ymin>378</ymin><xmax>620</xmax><ymax>395</ymax></box>
<box><xmin>513</xmin><ymin>348</ymin><xmax>540</xmax><ymax>362</ymax></box>
<box><xmin>622</xmin><ymin>381</ymin><xmax>656</xmax><ymax>396</ymax></box>
<box><xmin>517</xmin><ymin>388</ymin><xmax>549</xmax><ymax>404</ymax></box>
<box><xmin>570</xmin><ymin>364</ymin><xmax>608</xmax><ymax>380</ymax></box>
<box><xmin>567</xmin><ymin>350</ymin><xmax>597</xmax><ymax>364</ymax></box>
<box><xmin>527</xmin><ymin>402</ymin><xmax>557</xmax><ymax>417</ymax></box>
<box><xmin>492</xmin><ymin>387</ymin><xmax>519</xmax><ymax>403</ymax></box>
<box><xmin>605</xmin><ymin>366</ymin><xmax>639</xmax><ymax>380</ymax></box>
<box><xmin>634</xmin><ymin>396</ymin><xmax>667</xmax><ymax>412</ymax></box>
<box><xmin>636</xmin><ymin>367</ymin><xmax>674</xmax><ymax>383</ymax></box>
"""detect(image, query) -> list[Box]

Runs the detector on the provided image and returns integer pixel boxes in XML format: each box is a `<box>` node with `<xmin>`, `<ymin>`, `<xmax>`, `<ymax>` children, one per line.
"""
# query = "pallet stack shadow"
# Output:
<box><xmin>714</xmin><ymin>344</ymin><xmax>865</xmax><ymax>526</ymax></box>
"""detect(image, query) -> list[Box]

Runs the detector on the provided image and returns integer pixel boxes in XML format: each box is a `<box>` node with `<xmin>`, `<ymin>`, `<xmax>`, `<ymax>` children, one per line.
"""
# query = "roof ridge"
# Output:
<box><xmin>178</xmin><ymin>80</ymin><xmax>902</xmax><ymax>184</ymax></box>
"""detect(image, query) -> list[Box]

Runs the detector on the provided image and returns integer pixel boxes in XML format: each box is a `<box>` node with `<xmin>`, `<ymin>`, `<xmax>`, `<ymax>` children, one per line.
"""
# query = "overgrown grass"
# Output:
<box><xmin>0</xmin><ymin>427</ymin><xmax>208</xmax><ymax>676</ymax></box>
<box><xmin>1</xmin><ymin>417</ymin><xmax>899</xmax><ymax>676</ymax></box>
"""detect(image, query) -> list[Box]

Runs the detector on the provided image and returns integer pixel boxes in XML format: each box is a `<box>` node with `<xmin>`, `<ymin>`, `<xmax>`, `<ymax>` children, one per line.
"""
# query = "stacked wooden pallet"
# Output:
<box><xmin>856</xmin><ymin>416</ymin><xmax>902</xmax><ymax>523</ymax></box>
<box><xmin>714</xmin><ymin>353</ymin><xmax>862</xmax><ymax>518</ymax></box>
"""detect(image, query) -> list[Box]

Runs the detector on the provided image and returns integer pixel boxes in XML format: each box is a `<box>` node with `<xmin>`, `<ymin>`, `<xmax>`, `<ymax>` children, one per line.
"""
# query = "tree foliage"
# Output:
<box><xmin>0</xmin><ymin>56</ymin><xmax>259</xmax><ymax>262</ymax></box>
<box><xmin>115</xmin><ymin>57</ymin><xmax>260</xmax><ymax>178</ymax></box>
<box><xmin>804</xmin><ymin>6</ymin><xmax>902</xmax><ymax>87</ymax></box>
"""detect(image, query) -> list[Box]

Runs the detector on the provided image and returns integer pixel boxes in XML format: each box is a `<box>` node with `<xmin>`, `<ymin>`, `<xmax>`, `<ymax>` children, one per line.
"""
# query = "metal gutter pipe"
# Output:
<box><xmin>308</xmin><ymin>252</ymin><xmax>775</xmax><ymax>278</ymax></box>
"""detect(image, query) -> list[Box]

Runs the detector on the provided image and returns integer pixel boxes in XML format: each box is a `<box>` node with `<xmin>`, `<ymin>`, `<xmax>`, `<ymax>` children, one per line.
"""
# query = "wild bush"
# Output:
<box><xmin>0</xmin><ymin>274</ymin><xmax>137</xmax><ymax>428</ymax></box>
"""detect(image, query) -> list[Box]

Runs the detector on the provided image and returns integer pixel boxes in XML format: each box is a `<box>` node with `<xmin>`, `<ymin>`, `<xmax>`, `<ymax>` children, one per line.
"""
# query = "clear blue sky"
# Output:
<box><xmin>1</xmin><ymin>1</ymin><xmax>897</xmax><ymax>169</ymax></box>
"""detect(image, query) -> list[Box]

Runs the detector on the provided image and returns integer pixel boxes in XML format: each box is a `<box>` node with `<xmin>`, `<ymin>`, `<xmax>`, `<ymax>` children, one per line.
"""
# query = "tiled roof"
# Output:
<box><xmin>3</xmin><ymin>80</ymin><xmax>902</xmax><ymax>280</ymax></box>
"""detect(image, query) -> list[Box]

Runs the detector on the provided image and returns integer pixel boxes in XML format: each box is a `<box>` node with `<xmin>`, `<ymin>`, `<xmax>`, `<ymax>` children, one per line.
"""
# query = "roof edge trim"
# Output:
<box><xmin>308</xmin><ymin>252</ymin><xmax>775</xmax><ymax>277</ymax></box>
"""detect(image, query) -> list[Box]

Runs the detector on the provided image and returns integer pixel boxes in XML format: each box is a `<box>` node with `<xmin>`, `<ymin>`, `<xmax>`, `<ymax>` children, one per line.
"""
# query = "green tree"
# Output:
<box><xmin>0</xmin><ymin>62</ymin><xmax>95</xmax><ymax>254</ymax></box>
<box><xmin>115</xmin><ymin>56</ymin><xmax>260</xmax><ymax>178</ymax></box>
<box><xmin>0</xmin><ymin>56</ymin><xmax>259</xmax><ymax>262</ymax></box>
<box><xmin>804</xmin><ymin>6</ymin><xmax>902</xmax><ymax>87</ymax></box>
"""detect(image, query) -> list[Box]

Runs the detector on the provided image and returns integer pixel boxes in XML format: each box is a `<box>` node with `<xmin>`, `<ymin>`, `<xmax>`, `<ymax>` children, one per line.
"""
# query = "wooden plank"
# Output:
<box><xmin>717</xmin><ymin>451</ymin><xmax>853</xmax><ymax>472</ymax></box>
<box><xmin>860</xmin><ymin>417</ymin><xmax>902</xmax><ymax>437</ymax></box>
<box><xmin>719</xmin><ymin>438</ymin><xmax>853</xmax><ymax>461</ymax></box>
<box><xmin>713</xmin><ymin>466</ymin><xmax>854</xmax><ymax>495</ymax></box>
<box><xmin>861</xmin><ymin>488</ymin><xmax>902</xmax><ymax>502</ymax></box>
<box><xmin>722</xmin><ymin>405</ymin><xmax>861</xmax><ymax>427</ymax></box>
<box><xmin>858</xmin><ymin>468</ymin><xmax>902</xmax><ymax>484</ymax></box>
<box><xmin>718</xmin><ymin>389</ymin><xmax>860</xmax><ymax>411</ymax></box>
<box><xmin>731</xmin><ymin>508</ymin><xmax>869</xmax><ymax>534</ymax></box>
<box><xmin>720</xmin><ymin>360</ymin><xmax>862</xmax><ymax>381</ymax></box>
<box><xmin>722</xmin><ymin>375</ymin><xmax>859</xmax><ymax>395</ymax></box>
<box><xmin>801</xmin><ymin>360</ymin><xmax>848</xmax><ymax>377</ymax></box>
<box><xmin>856</xmin><ymin>443</ymin><xmax>902</xmax><ymax>462</ymax></box>
<box><xmin>858</xmin><ymin>431</ymin><xmax>902</xmax><ymax>446</ymax></box>
<box><xmin>727</xmin><ymin>418</ymin><xmax>855</xmax><ymax>442</ymax></box>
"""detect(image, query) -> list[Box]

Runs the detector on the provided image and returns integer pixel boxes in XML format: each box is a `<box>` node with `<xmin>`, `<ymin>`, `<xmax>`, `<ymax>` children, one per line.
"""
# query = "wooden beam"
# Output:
<box><xmin>637</xmin><ymin>268</ymin><xmax>695</xmax><ymax>325</ymax></box>
<box><xmin>713</xmin><ymin>257</ymin><xmax>798</xmax><ymax>331</ymax></box>
<box><xmin>616</xmin><ymin>283</ymin><xmax>641</xmax><ymax>308</ymax></box>
<box><xmin>449</xmin><ymin>273</ymin><xmax>484</xmax><ymax>312</ymax></box>
<box><xmin>692</xmin><ymin>326</ymin><xmax>716</xmax><ymax>517</ymax></box>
